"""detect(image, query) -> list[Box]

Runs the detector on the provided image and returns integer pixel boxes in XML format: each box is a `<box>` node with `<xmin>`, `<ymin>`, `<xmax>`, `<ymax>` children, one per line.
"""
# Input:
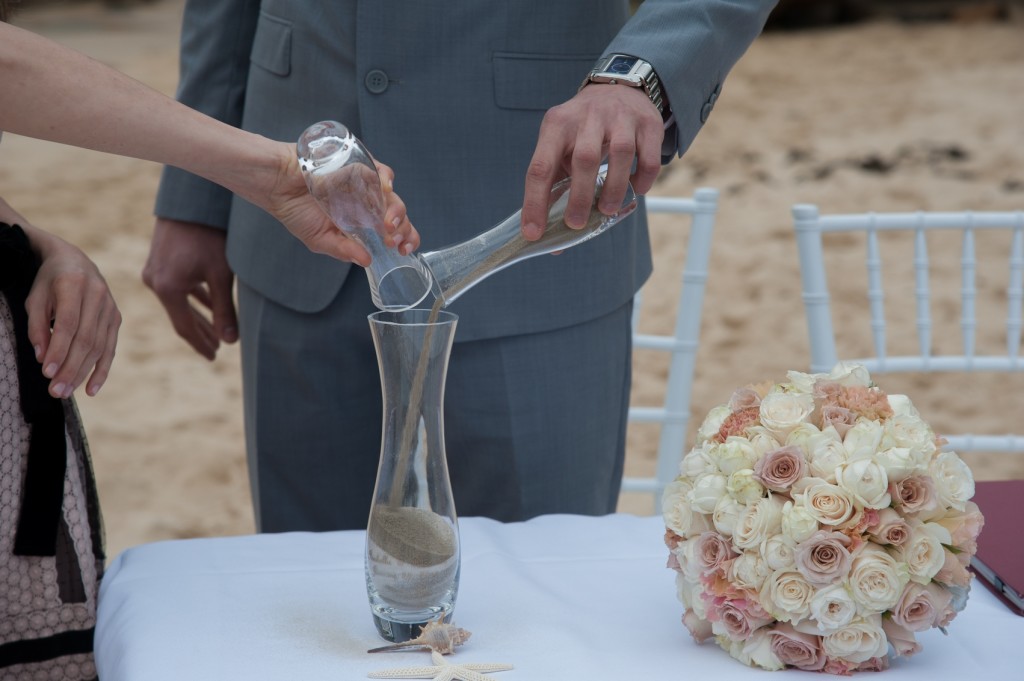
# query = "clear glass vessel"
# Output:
<box><xmin>298</xmin><ymin>121</ymin><xmax>638</xmax><ymax>311</ymax></box>
<box><xmin>365</xmin><ymin>308</ymin><xmax>460</xmax><ymax>643</ymax></box>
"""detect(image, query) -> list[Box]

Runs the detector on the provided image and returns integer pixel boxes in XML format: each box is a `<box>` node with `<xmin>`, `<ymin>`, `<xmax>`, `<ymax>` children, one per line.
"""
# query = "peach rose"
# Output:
<box><xmin>733</xmin><ymin>496</ymin><xmax>786</xmax><ymax>550</ymax></box>
<box><xmin>848</xmin><ymin>544</ymin><xmax>907</xmax><ymax>612</ymax></box>
<box><xmin>933</xmin><ymin>501</ymin><xmax>984</xmax><ymax>554</ymax></box>
<box><xmin>934</xmin><ymin>547</ymin><xmax>973</xmax><ymax>589</ymax></box>
<box><xmin>792</xmin><ymin>478</ymin><xmax>856</xmax><ymax>527</ymax></box>
<box><xmin>759</xmin><ymin>391</ymin><xmax>815</xmax><ymax>441</ymax></box>
<box><xmin>683</xmin><ymin>609</ymin><xmax>714</xmax><ymax>643</ymax></box>
<box><xmin>754</xmin><ymin>445</ymin><xmax>807</xmax><ymax>493</ymax></box>
<box><xmin>821</xmin><ymin>615</ymin><xmax>888</xmax><ymax>664</ymax></box>
<box><xmin>881</xmin><ymin>618</ymin><xmax>921</xmax><ymax>657</ymax></box>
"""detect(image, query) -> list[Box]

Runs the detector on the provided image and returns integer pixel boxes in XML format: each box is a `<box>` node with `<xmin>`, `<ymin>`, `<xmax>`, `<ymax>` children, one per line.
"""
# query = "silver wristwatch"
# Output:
<box><xmin>579</xmin><ymin>54</ymin><xmax>667</xmax><ymax>120</ymax></box>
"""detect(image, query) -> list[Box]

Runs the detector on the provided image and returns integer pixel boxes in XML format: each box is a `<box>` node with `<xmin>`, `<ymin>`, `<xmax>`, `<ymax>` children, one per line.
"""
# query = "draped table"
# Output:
<box><xmin>95</xmin><ymin>514</ymin><xmax>1022</xmax><ymax>679</ymax></box>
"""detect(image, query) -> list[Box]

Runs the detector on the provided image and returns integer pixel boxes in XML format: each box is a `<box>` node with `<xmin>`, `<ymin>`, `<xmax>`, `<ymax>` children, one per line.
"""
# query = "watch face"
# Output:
<box><xmin>606</xmin><ymin>55</ymin><xmax>638</xmax><ymax>75</ymax></box>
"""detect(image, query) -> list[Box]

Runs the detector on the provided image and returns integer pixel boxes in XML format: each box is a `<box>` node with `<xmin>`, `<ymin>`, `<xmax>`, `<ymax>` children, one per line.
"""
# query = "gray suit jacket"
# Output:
<box><xmin>156</xmin><ymin>0</ymin><xmax>775</xmax><ymax>342</ymax></box>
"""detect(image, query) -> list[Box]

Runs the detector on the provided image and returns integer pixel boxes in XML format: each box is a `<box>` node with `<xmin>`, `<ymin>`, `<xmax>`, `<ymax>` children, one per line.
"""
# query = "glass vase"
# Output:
<box><xmin>365</xmin><ymin>308</ymin><xmax>460</xmax><ymax>643</ymax></box>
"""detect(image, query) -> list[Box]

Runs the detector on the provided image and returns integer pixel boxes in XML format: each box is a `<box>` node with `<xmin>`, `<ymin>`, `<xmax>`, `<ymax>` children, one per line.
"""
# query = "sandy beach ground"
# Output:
<box><xmin>3</xmin><ymin>1</ymin><xmax>1023</xmax><ymax>560</ymax></box>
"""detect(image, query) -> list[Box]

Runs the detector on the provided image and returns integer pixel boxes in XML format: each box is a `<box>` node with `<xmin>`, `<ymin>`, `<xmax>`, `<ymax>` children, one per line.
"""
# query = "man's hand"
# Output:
<box><xmin>521</xmin><ymin>84</ymin><xmax>664</xmax><ymax>240</ymax></box>
<box><xmin>142</xmin><ymin>219</ymin><xmax>236</xmax><ymax>360</ymax></box>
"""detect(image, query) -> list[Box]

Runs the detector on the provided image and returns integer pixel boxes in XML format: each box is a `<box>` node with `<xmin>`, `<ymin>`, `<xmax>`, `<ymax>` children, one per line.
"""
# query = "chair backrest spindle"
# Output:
<box><xmin>791</xmin><ymin>205</ymin><xmax>1024</xmax><ymax>455</ymax></box>
<box><xmin>623</xmin><ymin>189</ymin><xmax>718</xmax><ymax>510</ymax></box>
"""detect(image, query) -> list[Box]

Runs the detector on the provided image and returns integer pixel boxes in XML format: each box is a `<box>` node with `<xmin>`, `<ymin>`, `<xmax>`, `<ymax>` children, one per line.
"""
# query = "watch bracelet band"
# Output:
<box><xmin>580</xmin><ymin>54</ymin><xmax>667</xmax><ymax>120</ymax></box>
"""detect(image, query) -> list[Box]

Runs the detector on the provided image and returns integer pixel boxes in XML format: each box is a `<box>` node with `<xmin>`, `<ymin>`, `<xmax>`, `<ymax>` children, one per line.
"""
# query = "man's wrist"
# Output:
<box><xmin>579</xmin><ymin>54</ymin><xmax>670</xmax><ymax>122</ymax></box>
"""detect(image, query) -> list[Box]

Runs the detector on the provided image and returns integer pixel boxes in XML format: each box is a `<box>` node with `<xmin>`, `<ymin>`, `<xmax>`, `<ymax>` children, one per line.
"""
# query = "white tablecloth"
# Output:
<box><xmin>95</xmin><ymin>514</ymin><xmax>1022</xmax><ymax>680</ymax></box>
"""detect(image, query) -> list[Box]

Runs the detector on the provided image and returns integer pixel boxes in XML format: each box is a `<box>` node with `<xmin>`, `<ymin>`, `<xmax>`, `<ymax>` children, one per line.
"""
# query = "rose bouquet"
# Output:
<box><xmin>663</xmin><ymin>363</ymin><xmax>984</xmax><ymax>675</ymax></box>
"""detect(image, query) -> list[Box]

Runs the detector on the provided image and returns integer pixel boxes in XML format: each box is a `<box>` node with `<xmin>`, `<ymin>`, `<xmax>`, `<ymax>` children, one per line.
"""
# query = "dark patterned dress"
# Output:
<box><xmin>0</xmin><ymin>223</ymin><xmax>104</xmax><ymax>680</ymax></box>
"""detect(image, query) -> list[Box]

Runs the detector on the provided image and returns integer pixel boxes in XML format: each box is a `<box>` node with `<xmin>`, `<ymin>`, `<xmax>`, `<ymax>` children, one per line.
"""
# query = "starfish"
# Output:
<box><xmin>368</xmin><ymin>650</ymin><xmax>513</xmax><ymax>681</ymax></box>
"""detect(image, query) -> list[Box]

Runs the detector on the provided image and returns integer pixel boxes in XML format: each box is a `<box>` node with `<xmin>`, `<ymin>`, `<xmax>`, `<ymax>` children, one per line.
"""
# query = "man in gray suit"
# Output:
<box><xmin>144</xmin><ymin>0</ymin><xmax>777</xmax><ymax>532</ymax></box>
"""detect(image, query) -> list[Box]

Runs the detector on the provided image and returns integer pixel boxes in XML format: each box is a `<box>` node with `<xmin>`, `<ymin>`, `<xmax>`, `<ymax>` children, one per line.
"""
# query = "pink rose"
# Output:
<box><xmin>822</xmin><ymin>657</ymin><xmax>857</xmax><ymax>676</ymax></box>
<box><xmin>753</xmin><ymin>445</ymin><xmax>807</xmax><ymax>492</ymax></box>
<box><xmin>856</xmin><ymin>657</ymin><xmax>889</xmax><ymax>672</ymax></box>
<box><xmin>820</xmin><ymin>405</ymin><xmax>856</xmax><ymax>438</ymax></box>
<box><xmin>866</xmin><ymin>507</ymin><xmax>911</xmax><ymax>547</ymax></box>
<box><xmin>683</xmin><ymin>609</ymin><xmax>714</xmax><ymax>643</ymax></box>
<box><xmin>890</xmin><ymin>475</ymin><xmax>939</xmax><ymax>516</ymax></box>
<box><xmin>892</xmin><ymin>582</ymin><xmax>952</xmax><ymax>632</ymax></box>
<box><xmin>707</xmin><ymin>597</ymin><xmax>774</xmax><ymax>642</ymax></box>
<box><xmin>934</xmin><ymin>547</ymin><xmax>973</xmax><ymax>589</ymax></box>
<box><xmin>793</xmin><ymin>530</ymin><xmax>853</xmax><ymax>586</ymax></box>
<box><xmin>728</xmin><ymin>387</ymin><xmax>762</xmax><ymax>412</ymax></box>
<box><xmin>695</xmin><ymin>531</ymin><xmax>738</xmax><ymax>576</ymax></box>
<box><xmin>881</xmin><ymin>618</ymin><xmax>921</xmax><ymax>657</ymax></box>
<box><xmin>769</xmin><ymin>623</ymin><xmax>826</xmax><ymax>671</ymax></box>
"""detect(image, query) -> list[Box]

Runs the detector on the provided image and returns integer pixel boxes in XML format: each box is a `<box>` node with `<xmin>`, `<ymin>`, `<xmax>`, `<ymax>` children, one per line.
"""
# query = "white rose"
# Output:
<box><xmin>886</xmin><ymin>394</ymin><xmax>920</xmax><ymax>418</ymax></box>
<box><xmin>872</xmin><ymin>446</ymin><xmax>921</xmax><ymax>483</ymax></box>
<box><xmin>848</xmin><ymin>544</ymin><xmax>908</xmax><ymax>613</ymax></box>
<box><xmin>761</xmin><ymin>533</ymin><xmax>797</xmax><ymax>571</ymax></box>
<box><xmin>882</xmin><ymin>413</ymin><xmax>937</xmax><ymax>462</ymax></box>
<box><xmin>746</xmin><ymin>426</ymin><xmax>783</xmax><ymax>457</ymax></box>
<box><xmin>825</xmin><ymin>362</ymin><xmax>873</xmax><ymax>388</ymax></box>
<box><xmin>673</xmin><ymin>537</ymin><xmax>702</xmax><ymax>582</ymax></box>
<box><xmin>760</xmin><ymin>569</ymin><xmax>815</xmax><ymax>624</ymax></box>
<box><xmin>785</xmin><ymin>369</ymin><xmax>824</xmax><ymax>394</ymax></box>
<box><xmin>680</xmin><ymin>443</ymin><xmax>717</xmax><ymax>480</ymax></box>
<box><xmin>675</xmin><ymin>571</ymin><xmax>694</xmax><ymax>608</ymax></box>
<box><xmin>740</xmin><ymin>628</ymin><xmax>784</xmax><ymax>671</ymax></box>
<box><xmin>729</xmin><ymin>550</ymin><xmax>771</xmax><ymax>591</ymax></box>
<box><xmin>759</xmin><ymin>391</ymin><xmax>815</xmax><ymax>441</ymax></box>
<box><xmin>712</xmin><ymin>495</ymin><xmax>746</xmax><ymax>537</ymax></box>
<box><xmin>898</xmin><ymin>522</ymin><xmax>946</xmax><ymax>584</ymax></box>
<box><xmin>663</xmin><ymin>479</ymin><xmax>709</xmax><ymax>538</ymax></box>
<box><xmin>928</xmin><ymin>450</ymin><xmax>975</xmax><ymax>512</ymax></box>
<box><xmin>792</xmin><ymin>478</ymin><xmax>856</xmax><ymax>527</ymax></box>
<box><xmin>781</xmin><ymin>500</ymin><xmax>820</xmax><ymax>544</ymax></box>
<box><xmin>843</xmin><ymin>419</ymin><xmax>883</xmax><ymax>460</ymax></box>
<box><xmin>733</xmin><ymin>496</ymin><xmax>786</xmax><ymax>550</ymax></box>
<box><xmin>836</xmin><ymin>458</ymin><xmax>891</xmax><ymax>509</ymax></box>
<box><xmin>809</xmin><ymin>583</ymin><xmax>858</xmax><ymax>632</ymax></box>
<box><xmin>689</xmin><ymin>472</ymin><xmax>729</xmax><ymax>515</ymax></box>
<box><xmin>785</xmin><ymin>422</ymin><xmax>823</xmax><ymax>458</ymax></box>
<box><xmin>806</xmin><ymin>430</ymin><xmax>848</xmax><ymax>483</ymax></box>
<box><xmin>726</xmin><ymin>469</ymin><xmax>766</xmax><ymax>505</ymax></box>
<box><xmin>713</xmin><ymin>437</ymin><xmax>758</xmax><ymax>476</ymax></box>
<box><xmin>821</xmin><ymin>615</ymin><xmax>888</xmax><ymax>663</ymax></box>
<box><xmin>696</xmin><ymin>404</ymin><xmax>732</xmax><ymax>444</ymax></box>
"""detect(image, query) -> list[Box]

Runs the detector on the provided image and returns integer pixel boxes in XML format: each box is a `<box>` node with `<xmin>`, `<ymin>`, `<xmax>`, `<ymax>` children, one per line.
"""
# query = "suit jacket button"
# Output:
<box><xmin>365</xmin><ymin>69</ymin><xmax>390</xmax><ymax>94</ymax></box>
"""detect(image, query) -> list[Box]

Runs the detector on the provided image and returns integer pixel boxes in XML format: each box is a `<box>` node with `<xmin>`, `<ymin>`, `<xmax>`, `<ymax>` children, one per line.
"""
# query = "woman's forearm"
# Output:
<box><xmin>0</xmin><ymin>21</ymin><xmax>281</xmax><ymax>209</ymax></box>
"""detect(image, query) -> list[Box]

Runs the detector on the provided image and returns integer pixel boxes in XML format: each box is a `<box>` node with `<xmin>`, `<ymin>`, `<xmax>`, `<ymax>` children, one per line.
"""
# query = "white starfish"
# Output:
<box><xmin>368</xmin><ymin>650</ymin><xmax>513</xmax><ymax>681</ymax></box>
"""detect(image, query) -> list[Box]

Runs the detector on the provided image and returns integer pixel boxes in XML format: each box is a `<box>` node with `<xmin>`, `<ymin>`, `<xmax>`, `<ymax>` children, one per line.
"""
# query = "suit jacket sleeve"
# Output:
<box><xmin>153</xmin><ymin>0</ymin><xmax>262</xmax><ymax>229</ymax></box>
<box><xmin>604</xmin><ymin>0</ymin><xmax>777</xmax><ymax>163</ymax></box>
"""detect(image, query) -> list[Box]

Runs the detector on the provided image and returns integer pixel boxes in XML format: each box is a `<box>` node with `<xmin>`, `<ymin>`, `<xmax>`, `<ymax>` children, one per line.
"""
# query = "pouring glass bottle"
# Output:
<box><xmin>297</xmin><ymin>120</ymin><xmax>639</xmax><ymax>310</ymax></box>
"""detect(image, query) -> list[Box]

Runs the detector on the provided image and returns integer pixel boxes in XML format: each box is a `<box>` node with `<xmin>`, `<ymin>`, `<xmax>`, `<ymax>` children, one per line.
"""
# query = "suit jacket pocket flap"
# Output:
<box><xmin>493</xmin><ymin>52</ymin><xmax>598</xmax><ymax>111</ymax></box>
<box><xmin>250</xmin><ymin>11</ymin><xmax>292</xmax><ymax>77</ymax></box>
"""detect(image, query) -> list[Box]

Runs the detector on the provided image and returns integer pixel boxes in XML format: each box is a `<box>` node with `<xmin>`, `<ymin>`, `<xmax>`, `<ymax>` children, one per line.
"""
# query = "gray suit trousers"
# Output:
<box><xmin>238</xmin><ymin>273</ymin><xmax>632</xmax><ymax>532</ymax></box>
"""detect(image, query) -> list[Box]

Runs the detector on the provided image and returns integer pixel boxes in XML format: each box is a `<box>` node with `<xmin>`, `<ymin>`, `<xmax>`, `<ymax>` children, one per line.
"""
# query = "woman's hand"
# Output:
<box><xmin>25</xmin><ymin>229</ymin><xmax>121</xmax><ymax>398</ymax></box>
<box><xmin>260</xmin><ymin>143</ymin><xmax>420</xmax><ymax>267</ymax></box>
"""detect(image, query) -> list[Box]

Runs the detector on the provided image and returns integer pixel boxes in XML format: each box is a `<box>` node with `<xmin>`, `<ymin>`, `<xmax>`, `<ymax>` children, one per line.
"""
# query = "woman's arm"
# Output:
<box><xmin>0</xmin><ymin>21</ymin><xmax>418</xmax><ymax>263</ymax></box>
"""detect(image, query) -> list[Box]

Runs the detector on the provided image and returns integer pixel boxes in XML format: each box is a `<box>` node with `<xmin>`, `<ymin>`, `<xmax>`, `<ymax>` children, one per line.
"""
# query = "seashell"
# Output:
<box><xmin>366</xmin><ymin>618</ymin><xmax>472</xmax><ymax>655</ymax></box>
